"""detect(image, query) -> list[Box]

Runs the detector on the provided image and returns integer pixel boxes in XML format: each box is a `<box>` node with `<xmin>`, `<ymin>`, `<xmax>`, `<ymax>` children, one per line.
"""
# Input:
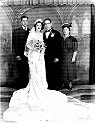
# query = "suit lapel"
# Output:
<box><xmin>19</xmin><ymin>27</ymin><xmax>29</xmax><ymax>33</ymax></box>
<box><xmin>48</xmin><ymin>29</ymin><xmax>55</xmax><ymax>39</ymax></box>
<box><xmin>19</xmin><ymin>27</ymin><xmax>25</xmax><ymax>34</ymax></box>
<box><xmin>44</xmin><ymin>29</ymin><xmax>52</xmax><ymax>39</ymax></box>
<box><xmin>44</xmin><ymin>29</ymin><xmax>55</xmax><ymax>41</ymax></box>
<box><xmin>48</xmin><ymin>32</ymin><xmax>52</xmax><ymax>39</ymax></box>
<box><xmin>43</xmin><ymin>32</ymin><xmax>46</xmax><ymax>40</ymax></box>
<box><xmin>19</xmin><ymin>27</ymin><xmax>30</xmax><ymax>36</ymax></box>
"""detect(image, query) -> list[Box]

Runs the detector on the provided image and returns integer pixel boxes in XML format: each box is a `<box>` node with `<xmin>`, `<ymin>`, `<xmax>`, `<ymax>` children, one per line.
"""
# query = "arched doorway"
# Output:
<box><xmin>0</xmin><ymin>4</ymin><xmax>12</xmax><ymax>86</ymax></box>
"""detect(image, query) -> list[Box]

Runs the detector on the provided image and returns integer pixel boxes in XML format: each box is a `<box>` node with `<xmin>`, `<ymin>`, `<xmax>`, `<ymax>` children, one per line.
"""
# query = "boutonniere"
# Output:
<box><xmin>51</xmin><ymin>33</ymin><xmax>55</xmax><ymax>37</ymax></box>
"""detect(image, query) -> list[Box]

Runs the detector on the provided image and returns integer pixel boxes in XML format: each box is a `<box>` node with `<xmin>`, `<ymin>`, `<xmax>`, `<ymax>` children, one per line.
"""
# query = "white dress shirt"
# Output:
<box><xmin>45</xmin><ymin>29</ymin><xmax>51</xmax><ymax>39</ymax></box>
<box><xmin>22</xmin><ymin>26</ymin><xmax>27</xmax><ymax>31</ymax></box>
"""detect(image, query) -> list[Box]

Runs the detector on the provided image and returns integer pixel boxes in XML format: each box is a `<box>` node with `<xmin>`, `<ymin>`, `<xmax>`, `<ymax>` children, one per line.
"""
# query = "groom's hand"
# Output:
<box><xmin>16</xmin><ymin>56</ymin><xmax>21</xmax><ymax>61</ymax></box>
<box><xmin>54</xmin><ymin>58</ymin><xmax>59</xmax><ymax>63</ymax></box>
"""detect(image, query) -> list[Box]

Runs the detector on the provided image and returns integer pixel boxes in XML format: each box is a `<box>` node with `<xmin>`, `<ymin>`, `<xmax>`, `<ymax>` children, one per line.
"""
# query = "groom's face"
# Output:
<box><xmin>44</xmin><ymin>20</ymin><xmax>52</xmax><ymax>31</ymax></box>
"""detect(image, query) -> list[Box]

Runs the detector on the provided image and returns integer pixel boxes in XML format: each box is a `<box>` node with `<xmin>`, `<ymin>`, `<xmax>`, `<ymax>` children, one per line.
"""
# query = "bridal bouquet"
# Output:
<box><xmin>27</xmin><ymin>38</ymin><xmax>46</xmax><ymax>53</ymax></box>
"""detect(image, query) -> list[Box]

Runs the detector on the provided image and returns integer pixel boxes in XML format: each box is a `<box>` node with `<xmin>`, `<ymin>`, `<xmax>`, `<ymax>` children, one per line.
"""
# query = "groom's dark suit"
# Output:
<box><xmin>13</xmin><ymin>27</ymin><xmax>30</xmax><ymax>89</ymax></box>
<box><xmin>43</xmin><ymin>28</ymin><xmax>62</xmax><ymax>90</ymax></box>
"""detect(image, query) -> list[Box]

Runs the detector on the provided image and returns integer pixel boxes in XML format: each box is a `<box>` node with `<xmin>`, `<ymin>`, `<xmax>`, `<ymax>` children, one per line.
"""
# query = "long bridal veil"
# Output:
<box><xmin>3</xmin><ymin>19</ymin><xmax>95</xmax><ymax>123</ymax></box>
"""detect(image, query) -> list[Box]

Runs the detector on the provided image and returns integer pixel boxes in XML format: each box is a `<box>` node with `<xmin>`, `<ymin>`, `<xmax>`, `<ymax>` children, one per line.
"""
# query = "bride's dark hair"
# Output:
<box><xmin>34</xmin><ymin>21</ymin><xmax>44</xmax><ymax>31</ymax></box>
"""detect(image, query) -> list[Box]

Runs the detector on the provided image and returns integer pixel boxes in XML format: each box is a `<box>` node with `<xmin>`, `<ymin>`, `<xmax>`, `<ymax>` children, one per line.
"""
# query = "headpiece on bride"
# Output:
<box><xmin>34</xmin><ymin>19</ymin><xmax>43</xmax><ymax>25</ymax></box>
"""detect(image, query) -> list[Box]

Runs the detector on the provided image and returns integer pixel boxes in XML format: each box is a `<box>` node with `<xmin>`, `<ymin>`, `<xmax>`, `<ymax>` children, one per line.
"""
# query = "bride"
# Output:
<box><xmin>3</xmin><ymin>19</ymin><xmax>95</xmax><ymax>123</ymax></box>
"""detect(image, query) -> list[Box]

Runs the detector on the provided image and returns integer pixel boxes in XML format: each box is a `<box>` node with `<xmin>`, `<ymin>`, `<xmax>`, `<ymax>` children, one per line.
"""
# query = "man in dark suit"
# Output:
<box><xmin>43</xmin><ymin>18</ymin><xmax>62</xmax><ymax>90</ymax></box>
<box><xmin>13</xmin><ymin>16</ymin><xmax>30</xmax><ymax>89</ymax></box>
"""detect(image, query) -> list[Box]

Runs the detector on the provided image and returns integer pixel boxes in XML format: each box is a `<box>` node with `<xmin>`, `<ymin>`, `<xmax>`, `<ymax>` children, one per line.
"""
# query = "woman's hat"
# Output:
<box><xmin>34</xmin><ymin>19</ymin><xmax>43</xmax><ymax>25</ymax></box>
<box><xmin>62</xmin><ymin>23</ymin><xmax>72</xmax><ymax>29</ymax></box>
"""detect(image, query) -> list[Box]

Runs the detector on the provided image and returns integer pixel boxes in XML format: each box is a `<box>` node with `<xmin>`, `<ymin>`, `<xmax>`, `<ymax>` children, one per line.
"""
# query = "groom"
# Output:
<box><xmin>43</xmin><ymin>18</ymin><xmax>62</xmax><ymax>90</ymax></box>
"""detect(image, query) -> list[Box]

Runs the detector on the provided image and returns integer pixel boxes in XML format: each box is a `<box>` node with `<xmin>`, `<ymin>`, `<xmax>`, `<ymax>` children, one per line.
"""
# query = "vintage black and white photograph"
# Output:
<box><xmin>0</xmin><ymin>0</ymin><xmax>95</xmax><ymax>122</ymax></box>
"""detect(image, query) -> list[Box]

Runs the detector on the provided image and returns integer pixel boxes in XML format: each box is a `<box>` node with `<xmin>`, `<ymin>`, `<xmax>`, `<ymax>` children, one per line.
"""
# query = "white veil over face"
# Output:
<box><xmin>24</xmin><ymin>19</ymin><xmax>43</xmax><ymax>57</ymax></box>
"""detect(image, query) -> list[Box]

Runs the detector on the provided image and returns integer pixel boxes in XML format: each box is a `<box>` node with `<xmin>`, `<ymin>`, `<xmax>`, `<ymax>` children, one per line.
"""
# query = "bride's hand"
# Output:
<box><xmin>24</xmin><ymin>52</ymin><xmax>28</xmax><ymax>57</ymax></box>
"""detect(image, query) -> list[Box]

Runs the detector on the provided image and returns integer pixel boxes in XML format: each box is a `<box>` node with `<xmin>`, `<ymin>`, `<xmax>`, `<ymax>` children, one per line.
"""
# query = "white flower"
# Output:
<box><xmin>51</xmin><ymin>33</ymin><xmax>55</xmax><ymax>37</ymax></box>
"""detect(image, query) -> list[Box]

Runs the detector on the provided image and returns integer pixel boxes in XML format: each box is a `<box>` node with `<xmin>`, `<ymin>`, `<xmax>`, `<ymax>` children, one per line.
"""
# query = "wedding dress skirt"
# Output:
<box><xmin>3</xmin><ymin>51</ymin><xmax>95</xmax><ymax>123</ymax></box>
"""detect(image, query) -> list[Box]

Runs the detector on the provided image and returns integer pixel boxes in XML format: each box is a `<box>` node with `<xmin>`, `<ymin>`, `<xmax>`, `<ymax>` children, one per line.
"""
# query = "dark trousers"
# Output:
<box><xmin>45</xmin><ymin>61</ymin><xmax>60</xmax><ymax>90</ymax></box>
<box><xmin>16</xmin><ymin>57</ymin><xmax>29</xmax><ymax>89</ymax></box>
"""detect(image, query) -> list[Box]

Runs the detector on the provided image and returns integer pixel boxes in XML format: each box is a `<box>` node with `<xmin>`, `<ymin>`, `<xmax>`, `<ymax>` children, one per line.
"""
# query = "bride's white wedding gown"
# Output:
<box><xmin>3</xmin><ymin>32</ymin><xmax>95</xmax><ymax>123</ymax></box>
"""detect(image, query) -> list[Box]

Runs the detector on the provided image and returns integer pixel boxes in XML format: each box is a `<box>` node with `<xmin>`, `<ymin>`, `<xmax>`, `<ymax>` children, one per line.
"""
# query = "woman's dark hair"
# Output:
<box><xmin>62</xmin><ymin>23</ymin><xmax>72</xmax><ymax>31</ymax></box>
<box><xmin>34</xmin><ymin>21</ymin><xmax>44</xmax><ymax>31</ymax></box>
<box><xmin>21</xmin><ymin>16</ymin><xmax>28</xmax><ymax>21</ymax></box>
<box><xmin>63</xmin><ymin>26</ymin><xmax>71</xmax><ymax>31</ymax></box>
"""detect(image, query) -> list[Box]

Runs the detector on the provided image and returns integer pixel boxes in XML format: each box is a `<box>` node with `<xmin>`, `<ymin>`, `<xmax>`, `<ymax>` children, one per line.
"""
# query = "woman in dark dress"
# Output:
<box><xmin>60</xmin><ymin>23</ymin><xmax>78</xmax><ymax>90</ymax></box>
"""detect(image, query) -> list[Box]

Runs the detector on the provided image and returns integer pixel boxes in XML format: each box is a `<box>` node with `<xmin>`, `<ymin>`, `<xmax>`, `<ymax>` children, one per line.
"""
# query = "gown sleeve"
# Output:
<box><xmin>24</xmin><ymin>31</ymin><xmax>34</xmax><ymax>57</ymax></box>
<box><xmin>72</xmin><ymin>37</ymin><xmax>78</xmax><ymax>52</ymax></box>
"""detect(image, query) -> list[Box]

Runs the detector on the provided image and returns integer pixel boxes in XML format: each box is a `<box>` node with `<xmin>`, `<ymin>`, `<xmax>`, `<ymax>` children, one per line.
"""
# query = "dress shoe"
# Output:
<box><xmin>67</xmin><ymin>85</ymin><xmax>72</xmax><ymax>90</ymax></box>
<box><xmin>67</xmin><ymin>82</ymin><xmax>72</xmax><ymax>90</ymax></box>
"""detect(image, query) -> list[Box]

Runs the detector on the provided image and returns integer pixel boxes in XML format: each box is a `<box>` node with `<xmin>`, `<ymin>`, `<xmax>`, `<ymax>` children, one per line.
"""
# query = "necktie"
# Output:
<box><xmin>25</xmin><ymin>27</ymin><xmax>27</xmax><ymax>31</ymax></box>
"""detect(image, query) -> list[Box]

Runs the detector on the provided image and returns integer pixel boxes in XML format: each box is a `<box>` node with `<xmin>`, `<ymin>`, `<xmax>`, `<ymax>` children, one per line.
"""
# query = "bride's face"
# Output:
<box><xmin>36</xmin><ymin>22</ymin><xmax>42</xmax><ymax>32</ymax></box>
